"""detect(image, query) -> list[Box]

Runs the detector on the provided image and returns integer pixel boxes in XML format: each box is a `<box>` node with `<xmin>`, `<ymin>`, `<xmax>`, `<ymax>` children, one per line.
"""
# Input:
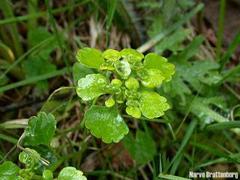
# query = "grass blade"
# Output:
<box><xmin>0</xmin><ymin>0</ymin><xmax>90</xmax><ymax>25</ymax></box>
<box><xmin>0</xmin><ymin>133</ymin><xmax>18</xmax><ymax>144</ymax></box>
<box><xmin>0</xmin><ymin>36</ymin><xmax>55</xmax><ymax>80</ymax></box>
<box><xmin>159</xmin><ymin>174</ymin><xmax>190</xmax><ymax>180</ymax></box>
<box><xmin>218</xmin><ymin>64</ymin><xmax>240</xmax><ymax>84</ymax></box>
<box><xmin>191</xmin><ymin>142</ymin><xmax>240</xmax><ymax>164</ymax></box>
<box><xmin>167</xmin><ymin>119</ymin><xmax>198</xmax><ymax>173</ymax></box>
<box><xmin>0</xmin><ymin>0</ymin><xmax>23</xmax><ymax>57</ymax></box>
<box><xmin>105</xmin><ymin>0</ymin><xmax>117</xmax><ymax>46</ymax></box>
<box><xmin>220</xmin><ymin>32</ymin><xmax>240</xmax><ymax>69</ymax></box>
<box><xmin>206</xmin><ymin>121</ymin><xmax>240</xmax><ymax>131</ymax></box>
<box><xmin>106</xmin><ymin>0</ymin><xmax>117</xmax><ymax>31</ymax></box>
<box><xmin>216</xmin><ymin>0</ymin><xmax>226</xmax><ymax>60</ymax></box>
<box><xmin>0</xmin><ymin>68</ymin><xmax>68</xmax><ymax>93</ymax></box>
<box><xmin>195</xmin><ymin>153</ymin><xmax>240</xmax><ymax>169</ymax></box>
<box><xmin>27</xmin><ymin>0</ymin><xmax>38</xmax><ymax>31</ymax></box>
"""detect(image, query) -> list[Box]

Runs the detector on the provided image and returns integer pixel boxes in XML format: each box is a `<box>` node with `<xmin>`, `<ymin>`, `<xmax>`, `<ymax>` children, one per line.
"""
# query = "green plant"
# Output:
<box><xmin>0</xmin><ymin>160</ymin><xmax>87</xmax><ymax>180</ymax></box>
<box><xmin>0</xmin><ymin>47</ymin><xmax>174</xmax><ymax>179</ymax></box>
<box><xmin>0</xmin><ymin>112</ymin><xmax>87</xmax><ymax>180</ymax></box>
<box><xmin>74</xmin><ymin>47</ymin><xmax>175</xmax><ymax>143</ymax></box>
<box><xmin>1</xmin><ymin>0</ymin><xmax>239</xmax><ymax>179</ymax></box>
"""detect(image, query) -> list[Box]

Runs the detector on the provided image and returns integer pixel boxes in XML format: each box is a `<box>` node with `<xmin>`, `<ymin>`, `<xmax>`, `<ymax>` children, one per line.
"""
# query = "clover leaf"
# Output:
<box><xmin>144</xmin><ymin>53</ymin><xmax>175</xmax><ymax>81</ymax></box>
<box><xmin>76</xmin><ymin>48</ymin><xmax>104</xmax><ymax>69</ymax></box>
<box><xmin>58</xmin><ymin>167</ymin><xmax>87</xmax><ymax>180</ymax></box>
<box><xmin>84</xmin><ymin>106</ymin><xmax>129</xmax><ymax>143</ymax></box>
<box><xmin>76</xmin><ymin>74</ymin><xmax>108</xmax><ymax>101</ymax></box>
<box><xmin>24</xmin><ymin>112</ymin><xmax>56</xmax><ymax>146</ymax></box>
<box><xmin>0</xmin><ymin>161</ymin><xmax>20</xmax><ymax>180</ymax></box>
<box><xmin>139</xmin><ymin>91</ymin><xmax>170</xmax><ymax>119</ymax></box>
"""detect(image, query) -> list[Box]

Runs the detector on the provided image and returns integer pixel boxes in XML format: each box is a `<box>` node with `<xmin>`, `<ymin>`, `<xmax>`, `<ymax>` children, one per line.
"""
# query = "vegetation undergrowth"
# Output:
<box><xmin>0</xmin><ymin>0</ymin><xmax>240</xmax><ymax>179</ymax></box>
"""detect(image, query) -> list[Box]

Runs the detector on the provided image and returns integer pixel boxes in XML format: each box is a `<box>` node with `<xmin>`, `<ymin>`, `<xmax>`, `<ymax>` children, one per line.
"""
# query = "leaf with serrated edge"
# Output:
<box><xmin>114</xmin><ymin>60</ymin><xmax>131</xmax><ymax>78</ymax></box>
<box><xmin>124</xmin><ymin>130</ymin><xmax>156</xmax><ymax>165</ymax></box>
<box><xmin>139</xmin><ymin>91</ymin><xmax>170</xmax><ymax>119</ymax></box>
<box><xmin>120</xmin><ymin>48</ymin><xmax>144</xmax><ymax>64</ymax></box>
<box><xmin>72</xmin><ymin>62</ymin><xmax>94</xmax><ymax>85</ymax></box>
<box><xmin>0</xmin><ymin>161</ymin><xmax>20</xmax><ymax>179</ymax></box>
<box><xmin>141</xmin><ymin>69</ymin><xmax>165</xmax><ymax>88</ymax></box>
<box><xmin>24</xmin><ymin>112</ymin><xmax>56</xmax><ymax>146</ymax></box>
<box><xmin>76</xmin><ymin>74</ymin><xmax>107</xmax><ymax>101</ymax></box>
<box><xmin>84</xmin><ymin>106</ymin><xmax>129</xmax><ymax>143</ymax></box>
<box><xmin>76</xmin><ymin>48</ymin><xmax>104</xmax><ymax>69</ymax></box>
<box><xmin>144</xmin><ymin>53</ymin><xmax>175</xmax><ymax>81</ymax></box>
<box><xmin>58</xmin><ymin>167</ymin><xmax>87</xmax><ymax>180</ymax></box>
<box><xmin>126</xmin><ymin>106</ymin><xmax>141</xmax><ymax>118</ymax></box>
<box><xmin>19</xmin><ymin>148</ymin><xmax>41</xmax><ymax>169</ymax></box>
<box><xmin>103</xmin><ymin>49</ymin><xmax>120</xmax><ymax>61</ymax></box>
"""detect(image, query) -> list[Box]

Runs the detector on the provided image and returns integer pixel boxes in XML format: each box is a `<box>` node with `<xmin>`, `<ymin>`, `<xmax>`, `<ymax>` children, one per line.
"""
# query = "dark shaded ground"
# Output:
<box><xmin>203</xmin><ymin>0</ymin><xmax>240</xmax><ymax>56</ymax></box>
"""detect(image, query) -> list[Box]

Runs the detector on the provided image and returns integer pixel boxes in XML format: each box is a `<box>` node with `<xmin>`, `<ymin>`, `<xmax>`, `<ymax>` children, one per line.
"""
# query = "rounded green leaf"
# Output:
<box><xmin>84</xmin><ymin>106</ymin><xmax>129</xmax><ymax>143</ymax></box>
<box><xmin>109</xmin><ymin>79</ymin><xmax>122</xmax><ymax>94</ymax></box>
<box><xmin>139</xmin><ymin>91</ymin><xmax>170</xmax><ymax>119</ymax></box>
<box><xmin>43</xmin><ymin>170</ymin><xmax>53</xmax><ymax>180</ymax></box>
<box><xmin>114</xmin><ymin>60</ymin><xmax>131</xmax><ymax>78</ymax></box>
<box><xmin>103</xmin><ymin>49</ymin><xmax>120</xmax><ymax>61</ymax></box>
<box><xmin>111</xmin><ymin>79</ymin><xmax>122</xmax><ymax>88</ymax></box>
<box><xmin>76</xmin><ymin>74</ymin><xmax>107</xmax><ymax>101</ymax></box>
<box><xmin>144</xmin><ymin>53</ymin><xmax>175</xmax><ymax>81</ymax></box>
<box><xmin>58</xmin><ymin>167</ymin><xmax>87</xmax><ymax>180</ymax></box>
<box><xmin>0</xmin><ymin>161</ymin><xmax>20</xmax><ymax>180</ymax></box>
<box><xmin>141</xmin><ymin>69</ymin><xmax>165</xmax><ymax>88</ymax></box>
<box><xmin>76</xmin><ymin>48</ymin><xmax>104</xmax><ymax>69</ymax></box>
<box><xmin>19</xmin><ymin>169</ymin><xmax>34</xmax><ymax>179</ymax></box>
<box><xmin>19</xmin><ymin>148</ymin><xmax>41</xmax><ymax>169</ymax></box>
<box><xmin>24</xmin><ymin>112</ymin><xmax>56</xmax><ymax>146</ymax></box>
<box><xmin>125</xmin><ymin>90</ymin><xmax>139</xmax><ymax>100</ymax></box>
<box><xmin>126</xmin><ymin>106</ymin><xmax>141</xmax><ymax>118</ymax></box>
<box><xmin>72</xmin><ymin>62</ymin><xmax>94</xmax><ymax>85</ymax></box>
<box><xmin>120</xmin><ymin>48</ymin><xmax>144</xmax><ymax>64</ymax></box>
<box><xmin>99</xmin><ymin>61</ymin><xmax>115</xmax><ymax>71</ymax></box>
<box><xmin>126</xmin><ymin>99</ymin><xmax>139</xmax><ymax>107</ymax></box>
<box><xmin>105</xmin><ymin>97</ymin><xmax>115</xmax><ymax>107</ymax></box>
<box><xmin>125</xmin><ymin>77</ymin><xmax>139</xmax><ymax>90</ymax></box>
